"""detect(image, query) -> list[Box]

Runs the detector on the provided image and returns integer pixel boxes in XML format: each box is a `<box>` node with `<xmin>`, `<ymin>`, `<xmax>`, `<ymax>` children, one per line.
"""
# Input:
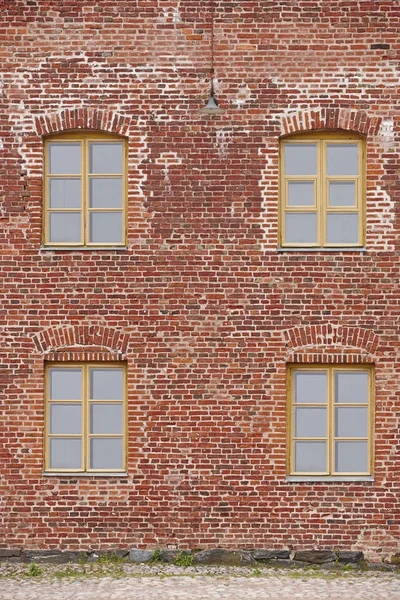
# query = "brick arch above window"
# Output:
<box><xmin>32</xmin><ymin>324</ymin><xmax>130</xmax><ymax>362</ymax></box>
<box><xmin>280</xmin><ymin>108</ymin><xmax>381</xmax><ymax>138</ymax></box>
<box><xmin>34</xmin><ymin>108</ymin><xmax>133</xmax><ymax>137</ymax></box>
<box><xmin>283</xmin><ymin>324</ymin><xmax>379</xmax><ymax>363</ymax></box>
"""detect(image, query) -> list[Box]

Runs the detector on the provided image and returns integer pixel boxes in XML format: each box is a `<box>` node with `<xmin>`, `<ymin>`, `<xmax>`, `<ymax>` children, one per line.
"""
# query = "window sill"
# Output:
<box><xmin>40</xmin><ymin>246</ymin><xmax>128</xmax><ymax>252</ymax></box>
<box><xmin>42</xmin><ymin>472</ymin><xmax>128</xmax><ymax>478</ymax></box>
<box><xmin>277</xmin><ymin>247</ymin><xmax>366</xmax><ymax>253</ymax></box>
<box><xmin>286</xmin><ymin>475</ymin><xmax>374</xmax><ymax>483</ymax></box>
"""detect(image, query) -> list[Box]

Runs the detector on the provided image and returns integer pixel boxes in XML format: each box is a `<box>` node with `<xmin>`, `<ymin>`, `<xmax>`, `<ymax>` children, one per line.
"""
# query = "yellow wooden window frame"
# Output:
<box><xmin>287</xmin><ymin>365</ymin><xmax>374</xmax><ymax>476</ymax></box>
<box><xmin>44</xmin><ymin>363</ymin><xmax>127</xmax><ymax>473</ymax></box>
<box><xmin>43</xmin><ymin>132</ymin><xmax>128</xmax><ymax>247</ymax></box>
<box><xmin>279</xmin><ymin>132</ymin><xmax>365</xmax><ymax>247</ymax></box>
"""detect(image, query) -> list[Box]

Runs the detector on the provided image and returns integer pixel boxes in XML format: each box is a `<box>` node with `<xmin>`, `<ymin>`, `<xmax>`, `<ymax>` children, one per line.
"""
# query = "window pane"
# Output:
<box><xmin>90</xmin><ymin>438</ymin><xmax>123</xmax><ymax>470</ymax></box>
<box><xmin>284</xmin><ymin>144</ymin><xmax>317</xmax><ymax>175</ymax></box>
<box><xmin>49</xmin><ymin>212</ymin><xmax>81</xmax><ymax>243</ymax></box>
<box><xmin>327</xmin><ymin>144</ymin><xmax>358</xmax><ymax>176</ymax></box>
<box><xmin>49</xmin><ymin>178</ymin><xmax>81</xmax><ymax>208</ymax></box>
<box><xmin>48</xmin><ymin>143</ymin><xmax>81</xmax><ymax>175</ymax></box>
<box><xmin>89</xmin><ymin>142</ymin><xmax>123</xmax><ymax>174</ymax></box>
<box><xmin>50</xmin><ymin>404</ymin><xmax>82</xmax><ymax>434</ymax></box>
<box><xmin>90</xmin><ymin>404</ymin><xmax>123</xmax><ymax>435</ymax></box>
<box><xmin>89</xmin><ymin>178</ymin><xmax>123</xmax><ymax>208</ymax></box>
<box><xmin>335</xmin><ymin>441</ymin><xmax>368</xmax><ymax>473</ymax></box>
<box><xmin>90</xmin><ymin>368</ymin><xmax>124</xmax><ymax>400</ymax></box>
<box><xmin>329</xmin><ymin>181</ymin><xmax>356</xmax><ymax>207</ymax></box>
<box><xmin>295</xmin><ymin>407</ymin><xmax>326</xmax><ymax>438</ymax></box>
<box><xmin>49</xmin><ymin>368</ymin><xmax>82</xmax><ymax>400</ymax></box>
<box><xmin>335</xmin><ymin>407</ymin><xmax>368</xmax><ymax>438</ymax></box>
<box><xmin>50</xmin><ymin>438</ymin><xmax>81</xmax><ymax>469</ymax></box>
<box><xmin>335</xmin><ymin>372</ymin><xmax>368</xmax><ymax>404</ymax></box>
<box><xmin>288</xmin><ymin>181</ymin><xmax>314</xmax><ymax>206</ymax></box>
<box><xmin>326</xmin><ymin>213</ymin><xmax>358</xmax><ymax>244</ymax></box>
<box><xmin>285</xmin><ymin>213</ymin><xmax>317</xmax><ymax>244</ymax></box>
<box><xmin>294</xmin><ymin>372</ymin><xmax>327</xmax><ymax>404</ymax></box>
<box><xmin>295</xmin><ymin>441</ymin><xmax>326</xmax><ymax>472</ymax></box>
<box><xmin>89</xmin><ymin>212</ymin><xmax>123</xmax><ymax>243</ymax></box>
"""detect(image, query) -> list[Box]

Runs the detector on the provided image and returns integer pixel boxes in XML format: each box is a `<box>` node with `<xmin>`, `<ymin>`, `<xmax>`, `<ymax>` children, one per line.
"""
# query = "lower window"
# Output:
<box><xmin>287</xmin><ymin>365</ymin><xmax>373</xmax><ymax>476</ymax></box>
<box><xmin>45</xmin><ymin>363</ymin><xmax>126</xmax><ymax>473</ymax></box>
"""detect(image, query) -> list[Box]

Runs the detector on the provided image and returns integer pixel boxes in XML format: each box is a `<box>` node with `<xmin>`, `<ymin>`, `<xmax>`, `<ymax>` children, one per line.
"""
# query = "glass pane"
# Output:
<box><xmin>285</xmin><ymin>213</ymin><xmax>317</xmax><ymax>244</ymax></box>
<box><xmin>90</xmin><ymin>404</ymin><xmax>123</xmax><ymax>434</ymax></box>
<box><xmin>295</xmin><ymin>407</ymin><xmax>326</xmax><ymax>438</ymax></box>
<box><xmin>49</xmin><ymin>178</ymin><xmax>81</xmax><ymax>208</ymax></box>
<box><xmin>89</xmin><ymin>212</ymin><xmax>123</xmax><ymax>244</ymax></box>
<box><xmin>329</xmin><ymin>182</ymin><xmax>356</xmax><ymax>207</ymax></box>
<box><xmin>49</xmin><ymin>438</ymin><xmax>81</xmax><ymax>469</ymax></box>
<box><xmin>89</xmin><ymin>178</ymin><xmax>123</xmax><ymax>208</ymax></box>
<box><xmin>90</xmin><ymin>438</ymin><xmax>123</xmax><ymax>470</ymax></box>
<box><xmin>49</xmin><ymin>368</ymin><xmax>82</xmax><ymax>400</ymax></box>
<box><xmin>327</xmin><ymin>144</ymin><xmax>358</xmax><ymax>176</ymax></box>
<box><xmin>335</xmin><ymin>407</ymin><xmax>368</xmax><ymax>438</ymax></box>
<box><xmin>294</xmin><ymin>372</ymin><xmax>327</xmax><ymax>404</ymax></box>
<box><xmin>48</xmin><ymin>143</ymin><xmax>81</xmax><ymax>175</ymax></box>
<box><xmin>288</xmin><ymin>181</ymin><xmax>315</xmax><ymax>206</ymax></box>
<box><xmin>335</xmin><ymin>372</ymin><xmax>369</xmax><ymax>404</ymax></box>
<box><xmin>89</xmin><ymin>142</ymin><xmax>123</xmax><ymax>174</ymax></box>
<box><xmin>50</xmin><ymin>404</ymin><xmax>82</xmax><ymax>434</ymax></box>
<box><xmin>284</xmin><ymin>144</ymin><xmax>317</xmax><ymax>175</ymax></box>
<box><xmin>326</xmin><ymin>213</ymin><xmax>358</xmax><ymax>244</ymax></box>
<box><xmin>335</xmin><ymin>441</ymin><xmax>368</xmax><ymax>473</ymax></box>
<box><xmin>49</xmin><ymin>212</ymin><xmax>81</xmax><ymax>243</ymax></box>
<box><xmin>90</xmin><ymin>368</ymin><xmax>124</xmax><ymax>400</ymax></box>
<box><xmin>295</xmin><ymin>441</ymin><xmax>326</xmax><ymax>472</ymax></box>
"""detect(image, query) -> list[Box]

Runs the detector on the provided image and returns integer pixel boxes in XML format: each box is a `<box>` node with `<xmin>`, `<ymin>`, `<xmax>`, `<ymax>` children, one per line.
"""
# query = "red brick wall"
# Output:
<box><xmin>0</xmin><ymin>0</ymin><xmax>399</xmax><ymax>560</ymax></box>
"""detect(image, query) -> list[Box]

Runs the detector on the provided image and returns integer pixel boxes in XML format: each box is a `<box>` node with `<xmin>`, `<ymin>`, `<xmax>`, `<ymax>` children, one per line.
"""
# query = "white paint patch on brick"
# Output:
<box><xmin>276</xmin><ymin>62</ymin><xmax>399</xmax><ymax>116</ymax></box>
<box><xmin>354</xmin><ymin>528</ymin><xmax>400</xmax><ymax>563</ymax></box>
<box><xmin>233</xmin><ymin>84</ymin><xmax>253</xmax><ymax>108</ymax></box>
<box><xmin>215</xmin><ymin>128</ymin><xmax>232</xmax><ymax>159</ymax></box>
<box><xmin>213</xmin><ymin>77</ymin><xmax>221</xmax><ymax>95</ymax></box>
<box><xmin>155</xmin><ymin>151</ymin><xmax>183</xmax><ymax>192</ymax></box>
<box><xmin>367</xmin><ymin>186</ymin><xmax>395</xmax><ymax>252</ymax></box>
<box><xmin>158</xmin><ymin>1</ymin><xmax>182</xmax><ymax>24</ymax></box>
<box><xmin>379</xmin><ymin>119</ymin><xmax>395</xmax><ymax>150</ymax></box>
<box><xmin>259</xmin><ymin>146</ymin><xmax>278</xmax><ymax>249</ymax></box>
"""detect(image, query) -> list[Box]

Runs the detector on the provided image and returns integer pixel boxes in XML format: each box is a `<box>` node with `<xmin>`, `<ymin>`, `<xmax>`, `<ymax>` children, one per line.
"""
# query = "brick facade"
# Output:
<box><xmin>0</xmin><ymin>0</ymin><xmax>399</xmax><ymax>560</ymax></box>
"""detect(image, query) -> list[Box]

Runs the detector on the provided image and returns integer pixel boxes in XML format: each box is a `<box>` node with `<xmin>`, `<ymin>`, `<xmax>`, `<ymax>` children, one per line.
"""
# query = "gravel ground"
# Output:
<box><xmin>0</xmin><ymin>563</ymin><xmax>399</xmax><ymax>600</ymax></box>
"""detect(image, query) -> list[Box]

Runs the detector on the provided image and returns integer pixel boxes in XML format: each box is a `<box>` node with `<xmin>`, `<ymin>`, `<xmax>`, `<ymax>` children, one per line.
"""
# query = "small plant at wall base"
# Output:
<box><xmin>26</xmin><ymin>562</ymin><xmax>42</xmax><ymax>577</ymax></box>
<box><xmin>151</xmin><ymin>548</ymin><xmax>162</xmax><ymax>564</ymax></box>
<box><xmin>174</xmin><ymin>551</ymin><xmax>194</xmax><ymax>567</ymax></box>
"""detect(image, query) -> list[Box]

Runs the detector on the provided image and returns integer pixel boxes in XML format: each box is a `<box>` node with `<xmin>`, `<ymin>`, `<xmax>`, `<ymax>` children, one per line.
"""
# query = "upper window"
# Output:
<box><xmin>287</xmin><ymin>365</ymin><xmax>373</xmax><ymax>477</ymax></box>
<box><xmin>43</xmin><ymin>132</ymin><xmax>127</xmax><ymax>247</ymax></box>
<box><xmin>280</xmin><ymin>132</ymin><xmax>365</xmax><ymax>247</ymax></box>
<box><xmin>44</xmin><ymin>363</ymin><xmax>126</xmax><ymax>473</ymax></box>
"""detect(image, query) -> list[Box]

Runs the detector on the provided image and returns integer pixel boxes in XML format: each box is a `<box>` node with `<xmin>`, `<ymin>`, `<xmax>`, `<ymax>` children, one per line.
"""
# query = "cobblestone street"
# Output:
<box><xmin>0</xmin><ymin>566</ymin><xmax>399</xmax><ymax>600</ymax></box>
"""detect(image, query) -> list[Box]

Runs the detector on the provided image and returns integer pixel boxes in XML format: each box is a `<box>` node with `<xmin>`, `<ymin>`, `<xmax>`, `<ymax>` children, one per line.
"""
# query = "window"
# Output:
<box><xmin>44</xmin><ymin>364</ymin><xmax>126</xmax><ymax>473</ymax></box>
<box><xmin>43</xmin><ymin>132</ymin><xmax>127</xmax><ymax>246</ymax></box>
<box><xmin>287</xmin><ymin>365</ymin><xmax>373</xmax><ymax>476</ymax></box>
<box><xmin>280</xmin><ymin>132</ymin><xmax>365</xmax><ymax>247</ymax></box>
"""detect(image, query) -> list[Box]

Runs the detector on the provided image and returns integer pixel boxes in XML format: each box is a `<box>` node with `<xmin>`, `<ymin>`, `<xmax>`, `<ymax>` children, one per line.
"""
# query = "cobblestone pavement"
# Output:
<box><xmin>0</xmin><ymin>565</ymin><xmax>399</xmax><ymax>600</ymax></box>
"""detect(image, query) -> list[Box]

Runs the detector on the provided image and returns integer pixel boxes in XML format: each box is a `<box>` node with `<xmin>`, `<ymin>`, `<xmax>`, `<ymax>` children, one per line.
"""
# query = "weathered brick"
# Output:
<box><xmin>0</xmin><ymin>0</ymin><xmax>399</xmax><ymax>564</ymax></box>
